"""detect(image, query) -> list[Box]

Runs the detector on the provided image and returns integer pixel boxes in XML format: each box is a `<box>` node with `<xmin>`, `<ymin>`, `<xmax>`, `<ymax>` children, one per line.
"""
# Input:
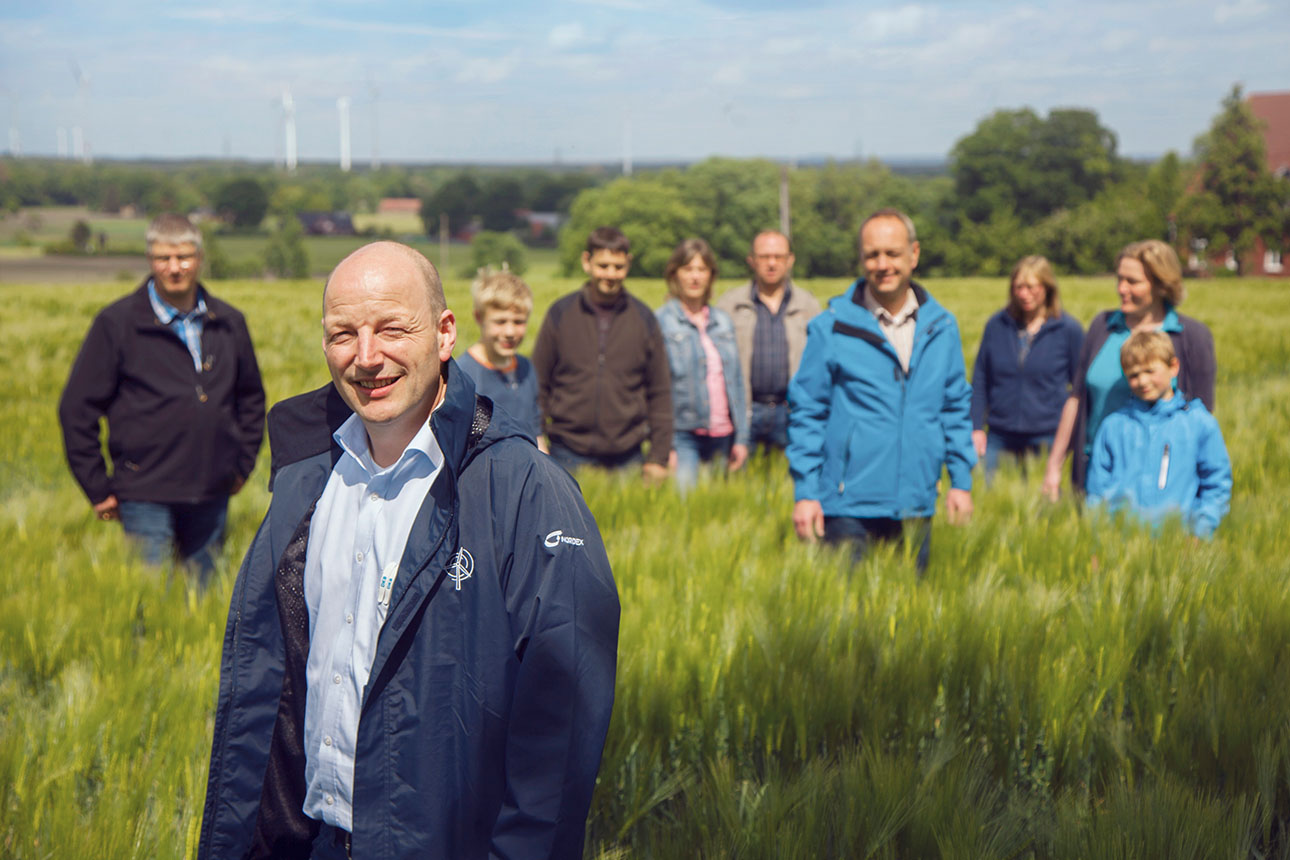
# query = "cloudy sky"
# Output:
<box><xmin>1</xmin><ymin>0</ymin><xmax>1285</xmax><ymax>165</ymax></box>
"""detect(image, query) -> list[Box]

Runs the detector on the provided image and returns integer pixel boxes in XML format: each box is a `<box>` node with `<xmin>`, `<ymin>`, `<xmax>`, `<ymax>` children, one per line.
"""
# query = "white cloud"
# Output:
<box><xmin>455</xmin><ymin>55</ymin><xmax>520</xmax><ymax>85</ymax></box>
<box><xmin>548</xmin><ymin>22</ymin><xmax>587</xmax><ymax>51</ymax></box>
<box><xmin>1214</xmin><ymin>0</ymin><xmax>1269</xmax><ymax>24</ymax></box>
<box><xmin>713</xmin><ymin>63</ymin><xmax>745</xmax><ymax>85</ymax></box>
<box><xmin>862</xmin><ymin>4</ymin><xmax>933</xmax><ymax>41</ymax></box>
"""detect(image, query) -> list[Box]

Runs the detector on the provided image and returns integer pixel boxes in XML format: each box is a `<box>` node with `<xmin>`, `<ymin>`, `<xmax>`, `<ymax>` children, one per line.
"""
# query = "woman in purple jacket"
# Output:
<box><xmin>971</xmin><ymin>256</ymin><xmax>1084</xmax><ymax>481</ymax></box>
<box><xmin>1043</xmin><ymin>240</ymin><xmax>1216</xmax><ymax>499</ymax></box>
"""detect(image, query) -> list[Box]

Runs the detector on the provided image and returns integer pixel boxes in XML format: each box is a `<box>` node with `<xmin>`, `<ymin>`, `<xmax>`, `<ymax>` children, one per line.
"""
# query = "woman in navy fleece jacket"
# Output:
<box><xmin>970</xmin><ymin>255</ymin><xmax>1084</xmax><ymax>479</ymax></box>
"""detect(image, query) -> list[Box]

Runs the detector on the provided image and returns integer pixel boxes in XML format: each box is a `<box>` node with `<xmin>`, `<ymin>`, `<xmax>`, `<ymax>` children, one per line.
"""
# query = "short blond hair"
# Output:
<box><xmin>1118</xmin><ymin>240</ymin><xmax>1184</xmax><ymax>306</ymax></box>
<box><xmin>1120</xmin><ymin>330</ymin><xmax>1176</xmax><ymax>370</ymax></box>
<box><xmin>470</xmin><ymin>270</ymin><xmax>533</xmax><ymax>316</ymax></box>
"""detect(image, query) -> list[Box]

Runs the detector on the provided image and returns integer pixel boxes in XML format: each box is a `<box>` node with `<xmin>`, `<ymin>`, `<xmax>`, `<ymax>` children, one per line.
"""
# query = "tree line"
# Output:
<box><xmin>2</xmin><ymin>86</ymin><xmax>1283</xmax><ymax>278</ymax></box>
<box><xmin>558</xmin><ymin>87</ymin><xmax>1287</xmax><ymax>279</ymax></box>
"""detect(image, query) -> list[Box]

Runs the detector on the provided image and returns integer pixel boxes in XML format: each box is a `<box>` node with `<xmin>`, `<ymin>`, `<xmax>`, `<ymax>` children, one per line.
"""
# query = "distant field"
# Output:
<box><xmin>0</xmin><ymin>206</ymin><xmax>561</xmax><ymax>281</ymax></box>
<box><xmin>352</xmin><ymin>210</ymin><xmax>424</xmax><ymax>235</ymax></box>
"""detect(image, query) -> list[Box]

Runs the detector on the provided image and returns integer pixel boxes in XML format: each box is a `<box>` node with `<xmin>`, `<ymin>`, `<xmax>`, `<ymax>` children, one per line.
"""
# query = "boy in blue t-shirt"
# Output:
<box><xmin>458</xmin><ymin>270</ymin><xmax>547</xmax><ymax>452</ymax></box>
<box><xmin>1087</xmin><ymin>330</ymin><xmax>1231</xmax><ymax>538</ymax></box>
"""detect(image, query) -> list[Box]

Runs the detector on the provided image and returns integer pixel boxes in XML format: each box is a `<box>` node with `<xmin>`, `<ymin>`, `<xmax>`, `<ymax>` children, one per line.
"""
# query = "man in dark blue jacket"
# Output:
<box><xmin>788</xmin><ymin>210</ymin><xmax>974</xmax><ymax>571</ymax></box>
<box><xmin>58</xmin><ymin>213</ymin><xmax>265</xmax><ymax>580</ymax></box>
<box><xmin>198</xmin><ymin>242</ymin><xmax>619</xmax><ymax>860</ymax></box>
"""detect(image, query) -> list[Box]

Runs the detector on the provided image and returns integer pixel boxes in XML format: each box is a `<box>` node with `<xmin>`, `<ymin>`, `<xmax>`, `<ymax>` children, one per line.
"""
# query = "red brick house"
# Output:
<box><xmin>1246</xmin><ymin>91</ymin><xmax>1290</xmax><ymax>275</ymax></box>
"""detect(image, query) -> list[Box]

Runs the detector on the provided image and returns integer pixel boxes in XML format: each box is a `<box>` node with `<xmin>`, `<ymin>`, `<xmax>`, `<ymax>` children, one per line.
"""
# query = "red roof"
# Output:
<box><xmin>378</xmin><ymin>197</ymin><xmax>422</xmax><ymax>214</ymax></box>
<box><xmin>1248</xmin><ymin>91</ymin><xmax>1290</xmax><ymax>175</ymax></box>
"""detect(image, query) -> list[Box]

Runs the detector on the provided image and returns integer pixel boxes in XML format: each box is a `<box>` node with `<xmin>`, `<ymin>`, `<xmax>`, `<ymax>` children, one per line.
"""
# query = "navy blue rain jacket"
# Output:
<box><xmin>787</xmin><ymin>280</ymin><xmax>975</xmax><ymax>519</ymax></box>
<box><xmin>969</xmin><ymin>309</ymin><xmax>1083</xmax><ymax>437</ymax></box>
<box><xmin>198</xmin><ymin>360</ymin><xmax>619</xmax><ymax>860</ymax></box>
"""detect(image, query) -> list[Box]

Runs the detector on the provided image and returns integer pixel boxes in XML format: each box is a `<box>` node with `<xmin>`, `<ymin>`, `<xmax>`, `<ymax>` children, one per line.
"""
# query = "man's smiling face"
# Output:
<box><xmin>322</xmin><ymin>245</ymin><xmax>454</xmax><ymax>445</ymax></box>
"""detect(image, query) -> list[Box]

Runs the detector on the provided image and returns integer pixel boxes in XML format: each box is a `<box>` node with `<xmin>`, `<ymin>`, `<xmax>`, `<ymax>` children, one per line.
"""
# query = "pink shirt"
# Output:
<box><xmin>684</xmin><ymin>305</ymin><xmax>735</xmax><ymax>438</ymax></box>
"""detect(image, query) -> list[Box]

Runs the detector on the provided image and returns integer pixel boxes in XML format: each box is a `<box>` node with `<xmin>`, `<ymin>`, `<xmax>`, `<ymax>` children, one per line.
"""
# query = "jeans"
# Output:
<box><xmin>672</xmin><ymin>431</ymin><xmax>733</xmax><ymax>493</ymax></box>
<box><xmin>750</xmin><ymin>400</ymin><xmax>788</xmax><ymax>452</ymax></box>
<box><xmin>982</xmin><ymin>430</ymin><xmax>1054</xmax><ymax>482</ymax></box>
<box><xmin>823</xmin><ymin>515</ymin><xmax>932</xmax><ymax>573</ymax></box>
<box><xmin>117</xmin><ymin>497</ymin><xmax>228</xmax><ymax>583</ymax></box>
<box><xmin>547</xmin><ymin>439</ymin><xmax>644</xmax><ymax>476</ymax></box>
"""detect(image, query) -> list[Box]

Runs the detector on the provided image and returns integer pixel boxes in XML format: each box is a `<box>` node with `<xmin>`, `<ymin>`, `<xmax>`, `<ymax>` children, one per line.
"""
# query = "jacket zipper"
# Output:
<box><xmin>1158</xmin><ymin>443</ymin><xmax>1170</xmax><ymax>490</ymax></box>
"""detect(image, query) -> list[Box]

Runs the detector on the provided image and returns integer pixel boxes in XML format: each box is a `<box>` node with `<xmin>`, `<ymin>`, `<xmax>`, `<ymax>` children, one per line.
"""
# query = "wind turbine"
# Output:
<box><xmin>281</xmin><ymin>88</ymin><xmax>298</xmax><ymax>173</ymax></box>
<box><xmin>337</xmin><ymin>96</ymin><xmax>352</xmax><ymax>172</ymax></box>
<box><xmin>622</xmin><ymin>114</ymin><xmax>632</xmax><ymax>177</ymax></box>
<box><xmin>2</xmin><ymin>88</ymin><xmax>20</xmax><ymax>156</ymax></box>
<box><xmin>367</xmin><ymin>72</ymin><xmax>380</xmax><ymax>170</ymax></box>
<box><xmin>69</xmin><ymin>60</ymin><xmax>91</xmax><ymax>163</ymax></box>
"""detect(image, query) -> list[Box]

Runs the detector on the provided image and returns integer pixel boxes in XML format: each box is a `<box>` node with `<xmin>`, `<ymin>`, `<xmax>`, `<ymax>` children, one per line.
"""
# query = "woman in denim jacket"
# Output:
<box><xmin>655</xmin><ymin>239</ymin><xmax>749</xmax><ymax>492</ymax></box>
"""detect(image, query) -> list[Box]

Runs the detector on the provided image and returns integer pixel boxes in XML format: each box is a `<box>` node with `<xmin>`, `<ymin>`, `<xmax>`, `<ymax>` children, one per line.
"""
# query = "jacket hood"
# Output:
<box><xmin>1125</xmin><ymin>390</ymin><xmax>1186</xmax><ymax>421</ymax></box>
<box><xmin>267</xmin><ymin>358</ymin><xmax>531</xmax><ymax>489</ymax></box>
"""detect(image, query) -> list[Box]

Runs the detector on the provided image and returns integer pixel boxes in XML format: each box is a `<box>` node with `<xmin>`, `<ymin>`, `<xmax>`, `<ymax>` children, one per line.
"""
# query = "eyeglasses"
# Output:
<box><xmin>150</xmin><ymin>253</ymin><xmax>198</xmax><ymax>267</ymax></box>
<box><xmin>753</xmin><ymin>253</ymin><xmax>790</xmax><ymax>262</ymax></box>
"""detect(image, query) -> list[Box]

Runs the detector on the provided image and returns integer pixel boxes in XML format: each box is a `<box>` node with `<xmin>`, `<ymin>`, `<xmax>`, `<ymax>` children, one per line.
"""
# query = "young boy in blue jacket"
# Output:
<box><xmin>1087</xmin><ymin>330</ymin><xmax>1231</xmax><ymax>538</ymax></box>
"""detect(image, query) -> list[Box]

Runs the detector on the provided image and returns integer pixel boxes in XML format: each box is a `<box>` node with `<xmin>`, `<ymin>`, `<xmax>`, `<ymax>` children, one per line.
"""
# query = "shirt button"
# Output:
<box><xmin>324</xmin><ymin>736</ymin><xmax>333</xmax><ymax>746</ymax></box>
<box><xmin>325</xmin><ymin>794</ymin><xmax>335</xmax><ymax>806</ymax></box>
<box><xmin>355</xmin><ymin>551</ymin><xmax>363</xmax><ymax>563</ymax></box>
<box><xmin>346</xmin><ymin>613</ymin><xmax>354</xmax><ymax>624</ymax></box>
<box><xmin>370</xmin><ymin>492</ymin><xmax>379</xmax><ymax>502</ymax></box>
<box><xmin>333</xmin><ymin>673</ymin><xmax>342</xmax><ymax>685</ymax></box>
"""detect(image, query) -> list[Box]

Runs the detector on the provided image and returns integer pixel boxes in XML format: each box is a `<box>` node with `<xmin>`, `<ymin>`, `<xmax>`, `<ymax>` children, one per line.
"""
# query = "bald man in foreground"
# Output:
<box><xmin>198</xmin><ymin>242</ymin><xmax>619</xmax><ymax>860</ymax></box>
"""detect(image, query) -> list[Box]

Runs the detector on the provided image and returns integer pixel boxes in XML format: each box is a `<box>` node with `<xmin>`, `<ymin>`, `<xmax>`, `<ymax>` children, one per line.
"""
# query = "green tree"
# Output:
<box><xmin>478</xmin><ymin>177</ymin><xmax>524</xmax><ymax>231</ymax></box>
<box><xmin>213</xmin><ymin>177</ymin><xmax>269</xmax><ymax>229</ymax></box>
<box><xmin>1028</xmin><ymin>184</ymin><xmax>1159</xmax><ymax>274</ymax></box>
<box><xmin>1177</xmin><ymin>85</ymin><xmax>1285</xmax><ymax>273</ymax></box>
<box><xmin>264</xmin><ymin>216</ymin><xmax>310</xmax><ymax>278</ymax></box>
<box><xmin>558</xmin><ymin>177</ymin><xmax>696</xmax><ymax>277</ymax></box>
<box><xmin>950</xmin><ymin>107</ymin><xmax>1120</xmax><ymax>225</ymax></box>
<box><xmin>69</xmin><ymin>219</ymin><xmax>92</xmax><ymax>253</ymax></box>
<box><xmin>463</xmin><ymin>231</ymin><xmax>528</xmax><ymax>278</ymax></box>
<box><xmin>421</xmin><ymin>174</ymin><xmax>481</xmax><ymax>236</ymax></box>
<box><xmin>666</xmin><ymin>157</ymin><xmax>780</xmax><ymax>271</ymax></box>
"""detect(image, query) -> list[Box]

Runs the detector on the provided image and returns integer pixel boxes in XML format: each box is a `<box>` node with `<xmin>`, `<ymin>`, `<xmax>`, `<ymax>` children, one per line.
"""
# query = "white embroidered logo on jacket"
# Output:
<box><xmin>448</xmin><ymin>547</ymin><xmax>474</xmax><ymax>591</ymax></box>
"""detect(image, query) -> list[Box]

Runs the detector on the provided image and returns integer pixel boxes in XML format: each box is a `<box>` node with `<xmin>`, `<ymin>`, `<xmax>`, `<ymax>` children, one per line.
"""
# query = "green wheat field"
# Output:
<box><xmin>2</xmin><ymin>265</ymin><xmax>1289</xmax><ymax>858</ymax></box>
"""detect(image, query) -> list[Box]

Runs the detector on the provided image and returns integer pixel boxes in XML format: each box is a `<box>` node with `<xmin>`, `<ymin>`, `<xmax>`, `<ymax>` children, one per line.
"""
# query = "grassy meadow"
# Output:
<box><xmin>2</xmin><ymin>259</ymin><xmax>1290</xmax><ymax>858</ymax></box>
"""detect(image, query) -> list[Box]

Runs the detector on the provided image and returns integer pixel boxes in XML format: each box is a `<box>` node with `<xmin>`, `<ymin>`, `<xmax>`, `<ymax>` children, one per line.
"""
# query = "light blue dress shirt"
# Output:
<box><xmin>146</xmin><ymin>279</ymin><xmax>207</xmax><ymax>372</ymax></box>
<box><xmin>301</xmin><ymin>413</ymin><xmax>444</xmax><ymax>831</ymax></box>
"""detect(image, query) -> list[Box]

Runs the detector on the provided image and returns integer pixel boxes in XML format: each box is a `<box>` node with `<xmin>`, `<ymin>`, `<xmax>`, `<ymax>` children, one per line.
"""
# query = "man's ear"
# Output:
<box><xmin>580</xmin><ymin>251</ymin><xmax>592</xmax><ymax>274</ymax></box>
<box><xmin>437</xmin><ymin>310</ymin><xmax>458</xmax><ymax>361</ymax></box>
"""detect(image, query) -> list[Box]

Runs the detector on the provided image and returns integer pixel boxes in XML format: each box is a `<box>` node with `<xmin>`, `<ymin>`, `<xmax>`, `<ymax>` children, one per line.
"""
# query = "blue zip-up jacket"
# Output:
<box><xmin>198</xmin><ymin>361</ymin><xmax>619</xmax><ymax>860</ymax></box>
<box><xmin>1087</xmin><ymin>393</ymin><xmax>1232</xmax><ymax>539</ymax></box>
<box><xmin>970</xmin><ymin>309</ymin><xmax>1083</xmax><ymax>436</ymax></box>
<box><xmin>655</xmin><ymin>298</ymin><xmax>750</xmax><ymax>447</ymax></box>
<box><xmin>788</xmin><ymin>280</ymin><xmax>975</xmax><ymax>519</ymax></box>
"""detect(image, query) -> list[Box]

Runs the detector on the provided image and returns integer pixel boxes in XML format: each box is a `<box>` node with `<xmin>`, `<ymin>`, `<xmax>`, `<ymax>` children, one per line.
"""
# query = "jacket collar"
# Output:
<box><xmin>1128</xmin><ymin>388</ymin><xmax>1185</xmax><ymax>419</ymax></box>
<box><xmin>837</xmin><ymin>278</ymin><xmax>939</xmax><ymax>330</ymax></box>
<box><xmin>849</xmin><ymin>278</ymin><xmax>930</xmax><ymax>311</ymax></box>
<box><xmin>267</xmin><ymin>359</ymin><xmax>479</xmax><ymax>482</ymax></box>
<box><xmin>1107</xmin><ymin>303</ymin><xmax>1182</xmax><ymax>334</ymax></box>
<box><xmin>429</xmin><ymin>359</ymin><xmax>479</xmax><ymax>479</ymax></box>
<box><xmin>128</xmin><ymin>278</ymin><xmax>220</xmax><ymax>330</ymax></box>
<box><xmin>577</xmin><ymin>281</ymin><xmax>628</xmax><ymax>313</ymax></box>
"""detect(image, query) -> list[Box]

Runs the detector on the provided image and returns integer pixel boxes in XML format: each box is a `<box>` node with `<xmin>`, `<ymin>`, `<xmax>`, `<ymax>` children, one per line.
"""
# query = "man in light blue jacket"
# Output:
<box><xmin>788</xmin><ymin>209</ymin><xmax>975</xmax><ymax>571</ymax></box>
